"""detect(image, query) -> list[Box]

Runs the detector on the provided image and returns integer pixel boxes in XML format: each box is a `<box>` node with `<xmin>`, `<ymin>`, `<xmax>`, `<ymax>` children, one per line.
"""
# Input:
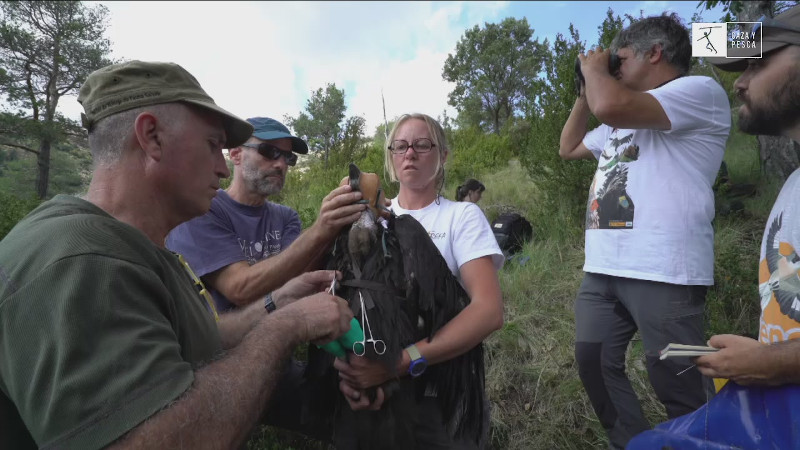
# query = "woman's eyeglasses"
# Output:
<box><xmin>241</xmin><ymin>143</ymin><xmax>298</xmax><ymax>166</ymax></box>
<box><xmin>388</xmin><ymin>138</ymin><xmax>436</xmax><ymax>154</ymax></box>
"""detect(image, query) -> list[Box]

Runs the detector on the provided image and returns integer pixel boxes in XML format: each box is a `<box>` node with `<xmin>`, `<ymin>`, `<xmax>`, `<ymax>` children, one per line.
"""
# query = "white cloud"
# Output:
<box><xmin>58</xmin><ymin>1</ymin><xmax>510</xmax><ymax>137</ymax></box>
<box><xmin>624</xmin><ymin>1</ymin><xmax>693</xmax><ymax>20</ymax></box>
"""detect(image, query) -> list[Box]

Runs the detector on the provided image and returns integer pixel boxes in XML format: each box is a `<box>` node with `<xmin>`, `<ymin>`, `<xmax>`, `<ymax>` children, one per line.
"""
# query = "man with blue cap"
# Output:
<box><xmin>166</xmin><ymin>115</ymin><xmax>365</xmax><ymax>441</ymax></box>
<box><xmin>167</xmin><ymin>116</ymin><xmax>364</xmax><ymax>314</ymax></box>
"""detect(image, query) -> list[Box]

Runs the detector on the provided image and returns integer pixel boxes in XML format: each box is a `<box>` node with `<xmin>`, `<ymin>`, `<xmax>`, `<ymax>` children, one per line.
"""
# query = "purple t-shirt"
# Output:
<box><xmin>166</xmin><ymin>189</ymin><xmax>301</xmax><ymax>312</ymax></box>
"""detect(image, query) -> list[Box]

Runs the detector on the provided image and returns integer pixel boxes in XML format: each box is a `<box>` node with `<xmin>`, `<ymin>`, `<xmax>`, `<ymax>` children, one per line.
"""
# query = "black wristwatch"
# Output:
<box><xmin>263</xmin><ymin>292</ymin><xmax>276</xmax><ymax>313</ymax></box>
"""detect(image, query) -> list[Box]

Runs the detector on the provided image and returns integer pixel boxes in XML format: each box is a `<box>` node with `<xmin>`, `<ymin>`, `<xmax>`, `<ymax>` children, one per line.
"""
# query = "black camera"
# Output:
<box><xmin>574</xmin><ymin>53</ymin><xmax>621</xmax><ymax>95</ymax></box>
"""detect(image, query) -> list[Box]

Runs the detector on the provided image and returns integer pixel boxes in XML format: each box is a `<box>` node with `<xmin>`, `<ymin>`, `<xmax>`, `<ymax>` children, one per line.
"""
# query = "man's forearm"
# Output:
<box><xmin>221</xmin><ymin>226</ymin><xmax>331</xmax><ymax>305</ymax></box>
<box><xmin>584</xmin><ymin>72</ymin><xmax>635</xmax><ymax>125</ymax></box>
<box><xmin>110</xmin><ymin>312</ymin><xmax>302</xmax><ymax>449</ymax></box>
<box><xmin>217</xmin><ymin>301</ymin><xmax>265</xmax><ymax>349</ymax></box>
<box><xmin>766</xmin><ymin>338</ymin><xmax>800</xmax><ymax>384</ymax></box>
<box><xmin>251</xmin><ymin>225</ymin><xmax>330</xmax><ymax>291</ymax></box>
<box><xmin>559</xmin><ymin>96</ymin><xmax>591</xmax><ymax>156</ymax></box>
<box><xmin>217</xmin><ymin>286</ymin><xmax>304</xmax><ymax>349</ymax></box>
<box><xmin>301</xmin><ymin>236</ymin><xmax>334</xmax><ymax>272</ymax></box>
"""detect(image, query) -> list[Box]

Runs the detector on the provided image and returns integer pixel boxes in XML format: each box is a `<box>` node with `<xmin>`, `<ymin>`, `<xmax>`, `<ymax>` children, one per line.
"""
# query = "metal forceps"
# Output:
<box><xmin>327</xmin><ymin>275</ymin><xmax>337</xmax><ymax>296</ymax></box>
<box><xmin>353</xmin><ymin>291</ymin><xmax>386</xmax><ymax>356</ymax></box>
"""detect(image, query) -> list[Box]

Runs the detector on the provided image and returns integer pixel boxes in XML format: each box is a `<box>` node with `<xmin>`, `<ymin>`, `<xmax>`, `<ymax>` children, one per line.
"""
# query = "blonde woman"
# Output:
<box><xmin>335</xmin><ymin>113</ymin><xmax>504</xmax><ymax>448</ymax></box>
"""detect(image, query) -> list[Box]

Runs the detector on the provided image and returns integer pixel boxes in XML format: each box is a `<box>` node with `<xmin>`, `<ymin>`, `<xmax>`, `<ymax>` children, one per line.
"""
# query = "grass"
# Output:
<box><xmin>723</xmin><ymin>127</ymin><xmax>760</xmax><ymax>185</ymax></box>
<box><xmin>249</xmin><ymin>128</ymin><xmax>775</xmax><ymax>449</ymax></box>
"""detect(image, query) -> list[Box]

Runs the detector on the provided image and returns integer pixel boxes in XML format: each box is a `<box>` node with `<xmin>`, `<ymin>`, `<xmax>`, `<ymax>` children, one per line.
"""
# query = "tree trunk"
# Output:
<box><xmin>37</xmin><ymin>32</ymin><xmax>61</xmax><ymax>199</ymax></box>
<box><xmin>737</xmin><ymin>1</ymin><xmax>799</xmax><ymax>181</ymax></box>
<box><xmin>758</xmin><ymin>135</ymin><xmax>800</xmax><ymax>179</ymax></box>
<box><xmin>36</xmin><ymin>137</ymin><xmax>51</xmax><ymax>199</ymax></box>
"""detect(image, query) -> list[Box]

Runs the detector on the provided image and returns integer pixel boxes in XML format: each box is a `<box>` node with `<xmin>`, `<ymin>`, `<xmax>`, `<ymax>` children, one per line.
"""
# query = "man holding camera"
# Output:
<box><xmin>559</xmin><ymin>13</ymin><xmax>730</xmax><ymax>449</ymax></box>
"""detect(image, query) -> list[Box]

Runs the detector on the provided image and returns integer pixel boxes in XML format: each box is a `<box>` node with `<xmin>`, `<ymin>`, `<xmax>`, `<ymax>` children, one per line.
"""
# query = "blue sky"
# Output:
<box><xmin>59</xmin><ymin>1</ymin><xmax>724</xmax><ymax>138</ymax></box>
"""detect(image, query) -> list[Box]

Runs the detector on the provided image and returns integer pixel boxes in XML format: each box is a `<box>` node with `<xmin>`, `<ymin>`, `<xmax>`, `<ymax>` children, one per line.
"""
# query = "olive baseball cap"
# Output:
<box><xmin>78</xmin><ymin>60</ymin><xmax>253</xmax><ymax>148</ymax></box>
<box><xmin>710</xmin><ymin>5</ymin><xmax>800</xmax><ymax>71</ymax></box>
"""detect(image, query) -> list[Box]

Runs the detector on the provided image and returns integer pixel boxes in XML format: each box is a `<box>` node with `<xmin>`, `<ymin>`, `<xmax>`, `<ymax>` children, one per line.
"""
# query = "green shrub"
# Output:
<box><xmin>518</xmin><ymin>30</ymin><xmax>597</xmax><ymax>238</ymax></box>
<box><xmin>447</xmin><ymin>126</ymin><xmax>514</xmax><ymax>185</ymax></box>
<box><xmin>0</xmin><ymin>191</ymin><xmax>41</xmax><ymax>241</ymax></box>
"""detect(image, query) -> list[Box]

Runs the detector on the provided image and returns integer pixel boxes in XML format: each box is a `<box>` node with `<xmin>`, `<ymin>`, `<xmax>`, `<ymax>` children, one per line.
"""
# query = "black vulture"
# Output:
<box><xmin>304</xmin><ymin>163</ymin><xmax>487</xmax><ymax>449</ymax></box>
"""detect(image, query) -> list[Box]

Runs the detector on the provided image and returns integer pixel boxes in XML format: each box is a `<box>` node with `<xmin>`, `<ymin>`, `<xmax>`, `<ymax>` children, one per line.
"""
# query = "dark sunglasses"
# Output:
<box><xmin>241</xmin><ymin>143</ymin><xmax>297</xmax><ymax>166</ymax></box>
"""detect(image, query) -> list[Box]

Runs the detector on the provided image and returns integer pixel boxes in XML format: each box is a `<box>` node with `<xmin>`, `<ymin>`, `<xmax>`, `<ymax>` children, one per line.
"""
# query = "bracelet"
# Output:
<box><xmin>264</xmin><ymin>292</ymin><xmax>276</xmax><ymax>313</ymax></box>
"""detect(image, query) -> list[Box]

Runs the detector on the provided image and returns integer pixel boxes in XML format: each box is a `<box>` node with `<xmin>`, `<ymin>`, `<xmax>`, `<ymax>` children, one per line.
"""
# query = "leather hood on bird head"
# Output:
<box><xmin>347</xmin><ymin>163</ymin><xmax>387</xmax><ymax>220</ymax></box>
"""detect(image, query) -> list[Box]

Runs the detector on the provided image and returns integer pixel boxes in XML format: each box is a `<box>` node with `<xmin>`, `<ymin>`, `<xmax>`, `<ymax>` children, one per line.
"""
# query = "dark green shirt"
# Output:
<box><xmin>0</xmin><ymin>195</ymin><xmax>222</xmax><ymax>449</ymax></box>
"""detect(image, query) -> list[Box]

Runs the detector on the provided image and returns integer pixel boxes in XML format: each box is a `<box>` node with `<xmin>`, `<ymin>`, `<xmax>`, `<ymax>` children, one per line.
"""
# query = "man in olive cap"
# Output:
<box><xmin>0</xmin><ymin>60</ymin><xmax>360</xmax><ymax>449</ymax></box>
<box><xmin>627</xmin><ymin>5</ymin><xmax>800</xmax><ymax>447</ymax></box>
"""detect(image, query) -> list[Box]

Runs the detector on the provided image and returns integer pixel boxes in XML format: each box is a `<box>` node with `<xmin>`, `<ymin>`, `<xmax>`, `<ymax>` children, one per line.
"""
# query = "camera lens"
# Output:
<box><xmin>575</xmin><ymin>53</ymin><xmax>622</xmax><ymax>95</ymax></box>
<box><xmin>609</xmin><ymin>54</ymin><xmax>621</xmax><ymax>76</ymax></box>
<box><xmin>574</xmin><ymin>57</ymin><xmax>585</xmax><ymax>95</ymax></box>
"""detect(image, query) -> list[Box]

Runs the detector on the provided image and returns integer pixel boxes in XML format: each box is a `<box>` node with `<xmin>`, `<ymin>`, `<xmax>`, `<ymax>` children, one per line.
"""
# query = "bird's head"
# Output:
<box><xmin>348</xmin><ymin>163</ymin><xmax>388</xmax><ymax>222</ymax></box>
<box><xmin>346</xmin><ymin>163</ymin><xmax>390</xmax><ymax>269</ymax></box>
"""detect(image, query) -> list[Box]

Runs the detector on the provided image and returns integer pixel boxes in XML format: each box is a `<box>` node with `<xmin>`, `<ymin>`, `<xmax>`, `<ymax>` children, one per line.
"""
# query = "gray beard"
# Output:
<box><xmin>241</xmin><ymin>163</ymin><xmax>284</xmax><ymax>197</ymax></box>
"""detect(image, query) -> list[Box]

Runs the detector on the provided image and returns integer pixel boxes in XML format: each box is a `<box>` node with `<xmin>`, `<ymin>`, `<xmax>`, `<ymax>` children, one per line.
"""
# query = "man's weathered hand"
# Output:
<box><xmin>273</xmin><ymin>270</ymin><xmax>341</xmax><ymax>307</ymax></box>
<box><xmin>578</xmin><ymin>46</ymin><xmax>612</xmax><ymax>79</ymax></box>
<box><xmin>339</xmin><ymin>176</ymin><xmax>392</xmax><ymax>218</ymax></box>
<box><xmin>312</xmin><ymin>184</ymin><xmax>366</xmax><ymax>242</ymax></box>
<box><xmin>694</xmin><ymin>334</ymin><xmax>773</xmax><ymax>385</ymax></box>
<box><xmin>278</xmin><ymin>292</ymin><xmax>353</xmax><ymax>345</ymax></box>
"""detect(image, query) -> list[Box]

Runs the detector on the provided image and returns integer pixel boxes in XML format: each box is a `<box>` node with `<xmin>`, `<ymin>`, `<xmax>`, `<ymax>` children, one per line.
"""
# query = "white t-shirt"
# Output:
<box><xmin>390</xmin><ymin>197</ymin><xmax>504</xmax><ymax>282</ymax></box>
<box><xmin>758</xmin><ymin>168</ymin><xmax>800</xmax><ymax>343</ymax></box>
<box><xmin>582</xmin><ymin>76</ymin><xmax>731</xmax><ymax>285</ymax></box>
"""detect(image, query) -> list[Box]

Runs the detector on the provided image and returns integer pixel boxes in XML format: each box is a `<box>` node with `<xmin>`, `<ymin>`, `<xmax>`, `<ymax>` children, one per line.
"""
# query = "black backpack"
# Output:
<box><xmin>491</xmin><ymin>212</ymin><xmax>533</xmax><ymax>255</ymax></box>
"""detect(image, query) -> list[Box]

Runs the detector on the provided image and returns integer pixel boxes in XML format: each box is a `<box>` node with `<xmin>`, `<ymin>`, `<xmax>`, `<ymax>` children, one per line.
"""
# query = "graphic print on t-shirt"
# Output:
<box><xmin>759</xmin><ymin>212</ymin><xmax>800</xmax><ymax>343</ymax></box>
<box><xmin>586</xmin><ymin>129</ymin><xmax>640</xmax><ymax>230</ymax></box>
<box><xmin>238</xmin><ymin>230</ymin><xmax>284</xmax><ymax>265</ymax></box>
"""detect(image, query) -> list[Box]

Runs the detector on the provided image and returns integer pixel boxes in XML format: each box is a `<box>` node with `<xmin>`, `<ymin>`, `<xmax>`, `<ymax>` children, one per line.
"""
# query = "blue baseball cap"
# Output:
<box><xmin>246</xmin><ymin>117</ymin><xmax>309</xmax><ymax>154</ymax></box>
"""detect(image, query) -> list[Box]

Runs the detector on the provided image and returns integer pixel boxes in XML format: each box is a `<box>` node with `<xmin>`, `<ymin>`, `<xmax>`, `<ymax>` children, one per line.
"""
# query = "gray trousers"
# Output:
<box><xmin>574</xmin><ymin>273</ymin><xmax>711</xmax><ymax>449</ymax></box>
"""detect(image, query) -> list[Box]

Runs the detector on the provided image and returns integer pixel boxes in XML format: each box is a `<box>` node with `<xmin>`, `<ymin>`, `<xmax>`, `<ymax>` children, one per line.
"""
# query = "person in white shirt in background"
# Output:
<box><xmin>559</xmin><ymin>13</ymin><xmax>731</xmax><ymax>449</ymax></box>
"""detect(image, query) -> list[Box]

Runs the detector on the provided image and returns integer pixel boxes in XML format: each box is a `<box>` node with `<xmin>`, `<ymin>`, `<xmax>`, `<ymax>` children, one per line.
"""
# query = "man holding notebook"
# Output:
<box><xmin>694</xmin><ymin>5</ymin><xmax>800</xmax><ymax>386</ymax></box>
<box><xmin>628</xmin><ymin>6</ymin><xmax>800</xmax><ymax>448</ymax></box>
